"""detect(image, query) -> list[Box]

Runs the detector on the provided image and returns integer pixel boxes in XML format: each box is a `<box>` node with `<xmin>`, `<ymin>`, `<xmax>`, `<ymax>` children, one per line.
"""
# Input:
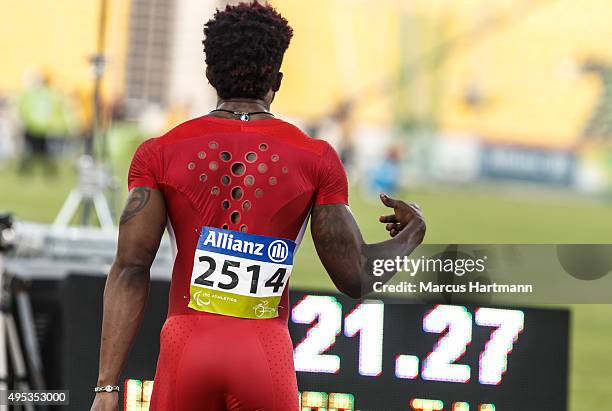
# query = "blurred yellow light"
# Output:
<box><xmin>329</xmin><ymin>392</ymin><xmax>355</xmax><ymax>410</ymax></box>
<box><xmin>411</xmin><ymin>398</ymin><xmax>444</xmax><ymax>411</ymax></box>
<box><xmin>453</xmin><ymin>402</ymin><xmax>470</xmax><ymax>411</ymax></box>
<box><xmin>301</xmin><ymin>391</ymin><xmax>329</xmax><ymax>410</ymax></box>
<box><xmin>124</xmin><ymin>379</ymin><xmax>153</xmax><ymax>411</ymax></box>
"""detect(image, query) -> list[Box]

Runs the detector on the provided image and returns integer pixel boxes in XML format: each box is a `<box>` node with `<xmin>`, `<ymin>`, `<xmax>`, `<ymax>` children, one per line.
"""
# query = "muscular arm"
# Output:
<box><xmin>311</xmin><ymin>193</ymin><xmax>425</xmax><ymax>298</ymax></box>
<box><xmin>95</xmin><ymin>187</ymin><xmax>166</xmax><ymax>388</ymax></box>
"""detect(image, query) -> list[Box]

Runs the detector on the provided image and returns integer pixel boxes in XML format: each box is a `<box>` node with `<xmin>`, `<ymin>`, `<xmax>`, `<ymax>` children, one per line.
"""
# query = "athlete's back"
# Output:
<box><xmin>91</xmin><ymin>5</ymin><xmax>424</xmax><ymax>410</ymax></box>
<box><xmin>128</xmin><ymin>115</ymin><xmax>347</xmax><ymax>410</ymax></box>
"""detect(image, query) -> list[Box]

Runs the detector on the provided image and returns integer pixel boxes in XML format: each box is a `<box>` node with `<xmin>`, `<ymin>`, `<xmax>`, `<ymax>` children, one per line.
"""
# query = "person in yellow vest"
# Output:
<box><xmin>17</xmin><ymin>74</ymin><xmax>77</xmax><ymax>175</ymax></box>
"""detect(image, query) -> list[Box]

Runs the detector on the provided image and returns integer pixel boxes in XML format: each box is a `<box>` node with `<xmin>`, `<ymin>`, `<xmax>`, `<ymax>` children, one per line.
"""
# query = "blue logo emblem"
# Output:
<box><xmin>268</xmin><ymin>240</ymin><xmax>289</xmax><ymax>263</ymax></box>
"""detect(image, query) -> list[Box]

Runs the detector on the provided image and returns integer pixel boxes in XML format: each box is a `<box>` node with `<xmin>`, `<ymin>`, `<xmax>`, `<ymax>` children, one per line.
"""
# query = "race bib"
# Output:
<box><xmin>188</xmin><ymin>226</ymin><xmax>296</xmax><ymax>319</ymax></box>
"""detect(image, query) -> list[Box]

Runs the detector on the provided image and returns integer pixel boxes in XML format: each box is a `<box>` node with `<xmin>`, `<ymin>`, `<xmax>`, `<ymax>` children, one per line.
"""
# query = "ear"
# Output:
<box><xmin>272</xmin><ymin>72</ymin><xmax>283</xmax><ymax>92</ymax></box>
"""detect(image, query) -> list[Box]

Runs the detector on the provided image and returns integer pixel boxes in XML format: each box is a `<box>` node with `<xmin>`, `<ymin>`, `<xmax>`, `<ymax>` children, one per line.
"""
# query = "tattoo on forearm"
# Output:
<box><xmin>120</xmin><ymin>187</ymin><xmax>151</xmax><ymax>224</ymax></box>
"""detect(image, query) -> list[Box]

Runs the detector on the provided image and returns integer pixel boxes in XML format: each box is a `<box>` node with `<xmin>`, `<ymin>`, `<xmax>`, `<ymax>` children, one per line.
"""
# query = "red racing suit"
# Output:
<box><xmin>127</xmin><ymin>115</ymin><xmax>348</xmax><ymax>410</ymax></box>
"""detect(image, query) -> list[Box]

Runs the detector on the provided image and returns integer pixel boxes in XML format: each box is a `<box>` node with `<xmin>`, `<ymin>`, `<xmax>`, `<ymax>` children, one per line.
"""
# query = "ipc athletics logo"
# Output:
<box><xmin>268</xmin><ymin>240</ymin><xmax>289</xmax><ymax>263</ymax></box>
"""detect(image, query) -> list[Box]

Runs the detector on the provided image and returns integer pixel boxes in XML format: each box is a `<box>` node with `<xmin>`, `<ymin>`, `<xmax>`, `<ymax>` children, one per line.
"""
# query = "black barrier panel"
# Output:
<box><xmin>29</xmin><ymin>274</ymin><xmax>169</xmax><ymax>411</ymax></box>
<box><xmin>289</xmin><ymin>291</ymin><xmax>570</xmax><ymax>411</ymax></box>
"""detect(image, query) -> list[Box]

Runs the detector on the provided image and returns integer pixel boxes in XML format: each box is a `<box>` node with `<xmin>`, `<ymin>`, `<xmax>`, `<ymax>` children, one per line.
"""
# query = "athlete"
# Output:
<box><xmin>90</xmin><ymin>2</ymin><xmax>425</xmax><ymax>411</ymax></box>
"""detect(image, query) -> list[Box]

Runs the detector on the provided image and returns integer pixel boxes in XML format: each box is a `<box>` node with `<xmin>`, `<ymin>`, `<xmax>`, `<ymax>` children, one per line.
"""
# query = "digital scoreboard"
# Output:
<box><xmin>289</xmin><ymin>291</ymin><xmax>569</xmax><ymax>411</ymax></box>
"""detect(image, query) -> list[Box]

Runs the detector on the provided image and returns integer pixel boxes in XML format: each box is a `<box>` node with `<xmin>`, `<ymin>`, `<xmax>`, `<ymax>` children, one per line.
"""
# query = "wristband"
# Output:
<box><xmin>94</xmin><ymin>385</ymin><xmax>120</xmax><ymax>393</ymax></box>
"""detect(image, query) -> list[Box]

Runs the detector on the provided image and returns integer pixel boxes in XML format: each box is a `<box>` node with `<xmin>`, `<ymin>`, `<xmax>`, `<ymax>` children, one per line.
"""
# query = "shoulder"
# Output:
<box><xmin>134</xmin><ymin>117</ymin><xmax>213</xmax><ymax>155</ymax></box>
<box><xmin>133</xmin><ymin>136</ymin><xmax>161</xmax><ymax>159</ymax></box>
<box><xmin>269</xmin><ymin>119</ymin><xmax>331</xmax><ymax>157</ymax></box>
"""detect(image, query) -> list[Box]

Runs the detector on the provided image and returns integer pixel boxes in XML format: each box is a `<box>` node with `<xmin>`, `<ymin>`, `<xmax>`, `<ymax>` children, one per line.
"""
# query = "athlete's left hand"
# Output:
<box><xmin>378</xmin><ymin>193</ymin><xmax>424</xmax><ymax>238</ymax></box>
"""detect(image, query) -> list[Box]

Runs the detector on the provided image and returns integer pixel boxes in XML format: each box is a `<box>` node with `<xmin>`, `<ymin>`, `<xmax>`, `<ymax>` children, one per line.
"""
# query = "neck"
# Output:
<box><xmin>216</xmin><ymin>98</ymin><xmax>271</xmax><ymax>113</ymax></box>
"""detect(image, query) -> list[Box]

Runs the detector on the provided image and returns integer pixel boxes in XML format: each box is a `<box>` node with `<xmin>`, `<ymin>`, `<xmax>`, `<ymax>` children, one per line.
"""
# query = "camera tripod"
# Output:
<box><xmin>0</xmin><ymin>216</ymin><xmax>47</xmax><ymax>410</ymax></box>
<box><xmin>52</xmin><ymin>154</ymin><xmax>116</xmax><ymax>232</ymax></box>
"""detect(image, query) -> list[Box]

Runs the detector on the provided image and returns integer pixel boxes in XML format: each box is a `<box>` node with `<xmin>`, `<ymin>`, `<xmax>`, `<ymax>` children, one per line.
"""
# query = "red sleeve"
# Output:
<box><xmin>128</xmin><ymin>138</ymin><xmax>161</xmax><ymax>191</ymax></box>
<box><xmin>315</xmin><ymin>141</ymin><xmax>349</xmax><ymax>205</ymax></box>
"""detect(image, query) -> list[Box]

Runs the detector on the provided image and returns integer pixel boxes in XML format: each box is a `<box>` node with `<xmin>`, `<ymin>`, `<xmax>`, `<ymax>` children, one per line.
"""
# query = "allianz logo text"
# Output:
<box><xmin>202</xmin><ymin>230</ymin><xmax>290</xmax><ymax>263</ymax></box>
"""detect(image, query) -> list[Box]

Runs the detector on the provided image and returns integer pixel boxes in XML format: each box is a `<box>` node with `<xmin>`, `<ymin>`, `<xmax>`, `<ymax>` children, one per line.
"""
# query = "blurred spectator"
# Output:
<box><xmin>333</xmin><ymin>100</ymin><xmax>356</xmax><ymax>167</ymax></box>
<box><xmin>370</xmin><ymin>143</ymin><xmax>403</xmax><ymax>195</ymax></box>
<box><xmin>106</xmin><ymin>100</ymin><xmax>147</xmax><ymax>180</ymax></box>
<box><xmin>303</xmin><ymin>98</ymin><xmax>357</xmax><ymax>178</ymax></box>
<box><xmin>17</xmin><ymin>73</ymin><xmax>78</xmax><ymax>175</ymax></box>
<box><xmin>580</xmin><ymin>58</ymin><xmax>612</xmax><ymax>141</ymax></box>
<box><xmin>308</xmin><ymin>99</ymin><xmax>357</xmax><ymax>160</ymax></box>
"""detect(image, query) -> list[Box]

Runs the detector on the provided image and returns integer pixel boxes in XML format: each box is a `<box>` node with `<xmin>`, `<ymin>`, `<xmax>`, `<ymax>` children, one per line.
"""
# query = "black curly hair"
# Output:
<box><xmin>203</xmin><ymin>1</ymin><xmax>293</xmax><ymax>100</ymax></box>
